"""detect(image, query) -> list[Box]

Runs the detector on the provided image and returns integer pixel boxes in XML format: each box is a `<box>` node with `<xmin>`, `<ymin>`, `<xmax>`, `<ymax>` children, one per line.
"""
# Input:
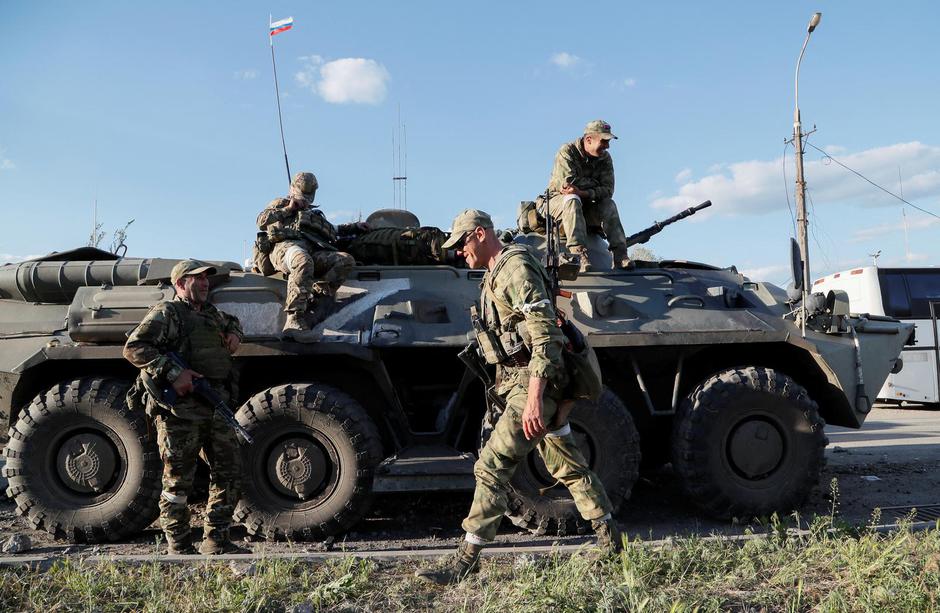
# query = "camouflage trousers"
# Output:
<box><xmin>548</xmin><ymin>194</ymin><xmax>628</xmax><ymax>251</ymax></box>
<box><xmin>154</xmin><ymin>411</ymin><xmax>242</xmax><ymax>545</ymax></box>
<box><xmin>271</xmin><ymin>241</ymin><xmax>355</xmax><ymax>313</ymax></box>
<box><xmin>461</xmin><ymin>385</ymin><xmax>612</xmax><ymax>542</ymax></box>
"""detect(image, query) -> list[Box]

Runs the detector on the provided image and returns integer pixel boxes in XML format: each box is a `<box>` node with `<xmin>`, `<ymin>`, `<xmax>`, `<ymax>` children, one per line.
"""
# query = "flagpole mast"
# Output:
<box><xmin>270</xmin><ymin>15</ymin><xmax>291</xmax><ymax>184</ymax></box>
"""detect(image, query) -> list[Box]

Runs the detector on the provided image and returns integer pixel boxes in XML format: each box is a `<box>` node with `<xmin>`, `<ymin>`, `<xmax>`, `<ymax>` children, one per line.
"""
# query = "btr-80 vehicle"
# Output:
<box><xmin>0</xmin><ymin>209</ymin><xmax>913</xmax><ymax>542</ymax></box>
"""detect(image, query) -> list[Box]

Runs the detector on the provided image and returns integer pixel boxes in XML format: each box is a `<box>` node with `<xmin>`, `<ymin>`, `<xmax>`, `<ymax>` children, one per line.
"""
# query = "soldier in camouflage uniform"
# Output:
<box><xmin>256</xmin><ymin>172</ymin><xmax>363</xmax><ymax>338</ymax></box>
<box><xmin>547</xmin><ymin>119</ymin><xmax>630</xmax><ymax>272</ymax></box>
<box><xmin>123</xmin><ymin>260</ymin><xmax>246</xmax><ymax>555</ymax></box>
<box><xmin>417</xmin><ymin>209</ymin><xmax>620</xmax><ymax>585</ymax></box>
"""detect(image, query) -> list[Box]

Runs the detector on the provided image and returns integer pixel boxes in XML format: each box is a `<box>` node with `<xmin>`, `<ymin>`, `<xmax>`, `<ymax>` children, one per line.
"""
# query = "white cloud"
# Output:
<box><xmin>324</xmin><ymin>209</ymin><xmax>360</xmax><ymax>224</ymax></box>
<box><xmin>739</xmin><ymin>263</ymin><xmax>791</xmax><ymax>282</ymax></box>
<box><xmin>551</xmin><ymin>52</ymin><xmax>582</xmax><ymax>69</ymax></box>
<box><xmin>851</xmin><ymin>216</ymin><xmax>940</xmax><ymax>242</ymax></box>
<box><xmin>674</xmin><ymin>168</ymin><xmax>692</xmax><ymax>183</ymax></box>
<box><xmin>1</xmin><ymin>253</ymin><xmax>41</xmax><ymax>264</ymax></box>
<box><xmin>234</xmin><ymin>69</ymin><xmax>258</xmax><ymax>80</ymax></box>
<box><xmin>623</xmin><ymin>78</ymin><xmax>636</xmax><ymax>87</ymax></box>
<box><xmin>652</xmin><ymin>142</ymin><xmax>940</xmax><ymax>216</ymax></box>
<box><xmin>296</xmin><ymin>57</ymin><xmax>390</xmax><ymax>105</ymax></box>
<box><xmin>0</xmin><ymin>146</ymin><xmax>14</xmax><ymax>170</ymax></box>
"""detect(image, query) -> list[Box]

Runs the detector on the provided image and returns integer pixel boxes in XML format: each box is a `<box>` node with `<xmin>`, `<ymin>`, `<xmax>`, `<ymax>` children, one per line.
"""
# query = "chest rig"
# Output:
<box><xmin>169</xmin><ymin>302</ymin><xmax>233</xmax><ymax>381</ymax></box>
<box><xmin>472</xmin><ymin>246</ymin><xmax>552</xmax><ymax>367</ymax></box>
<box><xmin>294</xmin><ymin>207</ymin><xmax>337</xmax><ymax>245</ymax></box>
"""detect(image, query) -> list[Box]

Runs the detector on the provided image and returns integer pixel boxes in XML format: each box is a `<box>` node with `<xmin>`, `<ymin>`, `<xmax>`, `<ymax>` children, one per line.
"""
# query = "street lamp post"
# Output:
<box><xmin>794</xmin><ymin>12</ymin><xmax>821</xmax><ymax>335</ymax></box>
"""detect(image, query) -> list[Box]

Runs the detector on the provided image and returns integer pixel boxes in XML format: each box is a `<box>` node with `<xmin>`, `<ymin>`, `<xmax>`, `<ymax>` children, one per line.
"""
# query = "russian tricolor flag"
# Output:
<box><xmin>270</xmin><ymin>17</ymin><xmax>294</xmax><ymax>36</ymax></box>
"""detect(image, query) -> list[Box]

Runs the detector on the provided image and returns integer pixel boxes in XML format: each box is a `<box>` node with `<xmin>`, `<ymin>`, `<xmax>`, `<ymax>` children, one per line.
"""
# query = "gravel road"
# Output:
<box><xmin>2</xmin><ymin>405</ymin><xmax>939</xmax><ymax>558</ymax></box>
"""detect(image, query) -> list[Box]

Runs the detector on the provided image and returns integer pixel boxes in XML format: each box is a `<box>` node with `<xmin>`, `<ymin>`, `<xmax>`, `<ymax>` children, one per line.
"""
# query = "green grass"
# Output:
<box><xmin>3</xmin><ymin>515</ymin><xmax>940</xmax><ymax>612</ymax></box>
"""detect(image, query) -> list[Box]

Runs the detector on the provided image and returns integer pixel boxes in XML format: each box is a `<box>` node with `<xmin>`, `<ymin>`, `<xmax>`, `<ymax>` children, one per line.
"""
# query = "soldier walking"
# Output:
<box><xmin>255</xmin><ymin>172</ymin><xmax>363</xmax><ymax>338</ymax></box>
<box><xmin>123</xmin><ymin>260</ymin><xmax>246</xmax><ymax>555</ymax></box>
<box><xmin>547</xmin><ymin>120</ymin><xmax>630</xmax><ymax>271</ymax></box>
<box><xmin>417</xmin><ymin>209</ymin><xmax>621</xmax><ymax>585</ymax></box>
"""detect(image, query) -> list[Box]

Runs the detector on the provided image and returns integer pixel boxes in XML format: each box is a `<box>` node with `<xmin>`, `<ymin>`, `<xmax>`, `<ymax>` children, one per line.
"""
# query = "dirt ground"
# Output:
<box><xmin>3</xmin><ymin>405</ymin><xmax>940</xmax><ymax>557</ymax></box>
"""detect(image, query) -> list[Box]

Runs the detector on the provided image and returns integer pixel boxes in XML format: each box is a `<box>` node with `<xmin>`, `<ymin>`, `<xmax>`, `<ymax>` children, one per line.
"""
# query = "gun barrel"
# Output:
<box><xmin>624</xmin><ymin>200</ymin><xmax>712</xmax><ymax>247</ymax></box>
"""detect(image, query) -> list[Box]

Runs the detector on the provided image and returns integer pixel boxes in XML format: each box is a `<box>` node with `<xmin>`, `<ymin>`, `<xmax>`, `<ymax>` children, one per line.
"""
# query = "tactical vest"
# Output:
<box><xmin>295</xmin><ymin>208</ymin><xmax>337</xmax><ymax>245</ymax></box>
<box><xmin>480</xmin><ymin>246</ymin><xmax>603</xmax><ymax>402</ymax></box>
<box><xmin>173</xmin><ymin>303</ymin><xmax>233</xmax><ymax>382</ymax></box>
<box><xmin>346</xmin><ymin>226</ymin><xmax>447</xmax><ymax>265</ymax></box>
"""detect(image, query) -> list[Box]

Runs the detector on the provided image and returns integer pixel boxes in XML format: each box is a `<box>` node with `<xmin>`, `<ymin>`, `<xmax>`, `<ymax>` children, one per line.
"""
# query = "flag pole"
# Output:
<box><xmin>270</xmin><ymin>15</ymin><xmax>291</xmax><ymax>184</ymax></box>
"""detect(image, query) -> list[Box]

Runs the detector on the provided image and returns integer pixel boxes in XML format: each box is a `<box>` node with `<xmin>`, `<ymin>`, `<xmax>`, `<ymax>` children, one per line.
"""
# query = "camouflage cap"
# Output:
<box><xmin>584</xmin><ymin>119</ymin><xmax>618</xmax><ymax>140</ymax></box>
<box><xmin>170</xmin><ymin>259</ymin><xmax>217</xmax><ymax>285</ymax></box>
<box><xmin>291</xmin><ymin>172</ymin><xmax>319</xmax><ymax>196</ymax></box>
<box><xmin>441</xmin><ymin>209</ymin><xmax>494</xmax><ymax>249</ymax></box>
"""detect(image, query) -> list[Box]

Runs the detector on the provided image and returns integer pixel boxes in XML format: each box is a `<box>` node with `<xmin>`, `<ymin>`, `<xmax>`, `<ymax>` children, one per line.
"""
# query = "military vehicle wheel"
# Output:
<box><xmin>2</xmin><ymin>378</ymin><xmax>161</xmax><ymax>542</ymax></box>
<box><xmin>233</xmin><ymin>383</ymin><xmax>383</xmax><ymax>540</ymax></box>
<box><xmin>484</xmin><ymin>388</ymin><xmax>641</xmax><ymax>536</ymax></box>
<box><xmin>672</xmin><ymin>366</ymin><xmax>827</xmax><ymax>520</ymax></box>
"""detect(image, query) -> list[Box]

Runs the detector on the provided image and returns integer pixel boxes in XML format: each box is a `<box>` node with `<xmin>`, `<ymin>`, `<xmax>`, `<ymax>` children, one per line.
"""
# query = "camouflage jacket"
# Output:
<box><xmin>547</xmin><ymin>138</ymin><xmax>615</xmax><ymax>202</ymax></box>
<box><xmin>123</xmin><ymin>296</ymin><xmax>243</xmax><ymax>419</ymax></box>
<box><xmin>482</xmin><ymin>246</ymin><xmax>566</xmax><ymax>394</ymax></box>
<box><xmin>256</xmin><ymin>198</ymin><xmax>338</xmax><ymax>251</ymax></box>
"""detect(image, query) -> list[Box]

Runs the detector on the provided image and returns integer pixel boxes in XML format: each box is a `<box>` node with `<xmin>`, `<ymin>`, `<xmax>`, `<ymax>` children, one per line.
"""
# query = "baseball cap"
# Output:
<box><xmin>441</xmin><ymin>209</ymin><xmax>494</xmax><ymax>249</ymax></box>
<box><xmin>170</xmin><ymin>259</ymin><xmax>217</xmax><ymax>285</ymax></box>
<box><xmin>584</xmin><ymin>119</ymin><xmax>618</xmax><ymax>140</ymax></box>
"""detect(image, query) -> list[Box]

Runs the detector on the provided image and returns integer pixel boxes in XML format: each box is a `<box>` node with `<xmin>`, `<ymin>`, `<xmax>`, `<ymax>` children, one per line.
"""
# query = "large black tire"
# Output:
<box><xmin>672</xmin><ymin>366</ymin><xmax>828</xmax><ymax>520</ymax></box>
<box><xmin>2</xmin><ymin>378</ymin><xmax>161</xmax><ymax>542</ymax></box>
<box><xmin>484</xmin><ymin>388</ymin><xmax>641</xmax><ymax>536</ymax></box>
<box><xmin>233</xmin><ymin>383</ymin><xmax>383</xmax><ymax>540</ymax></box>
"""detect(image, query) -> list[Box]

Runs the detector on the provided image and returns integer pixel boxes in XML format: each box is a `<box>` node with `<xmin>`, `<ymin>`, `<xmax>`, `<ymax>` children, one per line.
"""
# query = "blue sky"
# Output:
<box><xmin>1</xmin><ymin>1</ymin><xmax>938</xmax><ymax>285</ymax></box>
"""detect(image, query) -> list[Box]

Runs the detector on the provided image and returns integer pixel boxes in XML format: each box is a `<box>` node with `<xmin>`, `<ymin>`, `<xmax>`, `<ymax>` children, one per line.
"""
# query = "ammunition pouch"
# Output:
<box><xmin>473</xmin><ymin>328</ymin><xmax>530</xmax><ymax>367</ymax></box>
<box><xmin>517</xmin><ymin>199</ymin><xmax>546</xmax><ymax>235</ymax></box>
<box><xmin>252</xmin><ymin>232</ymin><xmax>276</xmax><ymax>275</ymax></box>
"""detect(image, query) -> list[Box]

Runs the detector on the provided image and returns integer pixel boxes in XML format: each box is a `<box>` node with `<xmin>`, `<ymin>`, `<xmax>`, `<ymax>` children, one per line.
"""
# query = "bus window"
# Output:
<box><xmin>878</xmin><ymin>270</ymin><xmax>911</xmax><ymax>317</ymax></box>
<box><xmin>905</xmin><ymin>271</ymin><xmax>940</xmax><ymax>319</ymax></box>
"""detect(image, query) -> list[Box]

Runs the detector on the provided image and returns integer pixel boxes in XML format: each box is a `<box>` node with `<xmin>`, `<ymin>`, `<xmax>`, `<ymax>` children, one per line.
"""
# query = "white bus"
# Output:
<box><xmin>813</xmin><ymin>266</ymin><xmax>939</xmax><ymax>406</ymax></box>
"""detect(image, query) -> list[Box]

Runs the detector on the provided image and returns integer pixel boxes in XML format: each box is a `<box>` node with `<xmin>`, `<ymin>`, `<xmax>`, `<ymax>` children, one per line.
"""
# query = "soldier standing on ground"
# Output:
<box><xmin>255</xmin><ymin>172</ymin><xmax>363</xmax><ymax>337</ymax></box>
<box><xmin>123</xmin><ymin>260</ymin><xmax>246</xmax><ymax>555</ymax></box>
<box><xmin>416</xmin><ymin>209</ymin><xmax>621</xmax><ymax>585</ymax></box>
<box><xmin>547</xmin><ymin>119</ymin><xmax>631</xmax><ymax>271</ymax></box>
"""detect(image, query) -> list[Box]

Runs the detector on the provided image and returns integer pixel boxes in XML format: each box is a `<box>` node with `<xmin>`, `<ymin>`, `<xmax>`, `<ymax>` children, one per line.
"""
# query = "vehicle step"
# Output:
<box><xmin>373</xmin><ymin>445</ymin><xmax>476</xmax><ymax>493</ymax></box>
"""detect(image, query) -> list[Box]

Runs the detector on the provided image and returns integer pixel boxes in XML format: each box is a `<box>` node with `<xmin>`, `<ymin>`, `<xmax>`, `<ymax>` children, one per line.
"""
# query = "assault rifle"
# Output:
<box><xmin>162</xmin><ymin>352</ymin><xmax>254</xmax><ymax>445</ymax></box>
<box><xmin>624</xmin><ymin>200</ymin><xmax>712</xmax><ymax>248</ymax></box>
<box><xmin>457</xmin><ymin>341</ymin><xmax>507</xmax><ymax>412</ymax></box>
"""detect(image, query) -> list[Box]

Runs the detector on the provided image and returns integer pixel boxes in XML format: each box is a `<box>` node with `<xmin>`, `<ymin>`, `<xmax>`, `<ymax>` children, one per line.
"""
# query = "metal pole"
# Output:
<box><xmin>270</xmin><ymin>16</ymin><xmax>291</xmax><ymax>185</ymax></box>
<box><xmin>793</xmin><ymin>12</ymin><xmax>821</xmax><ymax>336</ymax></box>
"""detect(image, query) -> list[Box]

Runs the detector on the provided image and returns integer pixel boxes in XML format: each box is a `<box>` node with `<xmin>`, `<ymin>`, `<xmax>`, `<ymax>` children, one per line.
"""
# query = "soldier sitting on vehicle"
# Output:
<box><xmin>123</xmin><ymin>260</ymin><xmax>246</xmax><ymax>555</ymax></box>
<box><xmin>254</xmin><ymin>172</ymin><xmax>367</xmax><ymax>338</ymax></box>
<box><xmin>545</xmin><ymin>119</ymin><xmax>631</xmax><ymax>272</ymax></box>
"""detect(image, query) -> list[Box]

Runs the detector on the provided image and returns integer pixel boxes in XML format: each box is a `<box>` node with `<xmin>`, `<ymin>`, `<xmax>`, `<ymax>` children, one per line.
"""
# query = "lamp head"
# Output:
<box><xmin>808</xmin><ymin>12</ymin><xmax>822</xmax><ymax>33</ymax></box>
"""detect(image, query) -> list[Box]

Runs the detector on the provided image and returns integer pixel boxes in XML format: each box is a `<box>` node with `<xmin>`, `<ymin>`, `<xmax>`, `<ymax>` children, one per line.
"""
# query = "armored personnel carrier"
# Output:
<box><xmin>0</xmin><ymin>215</ymin><xmax>913</xmax><ymax>542</ymax></box>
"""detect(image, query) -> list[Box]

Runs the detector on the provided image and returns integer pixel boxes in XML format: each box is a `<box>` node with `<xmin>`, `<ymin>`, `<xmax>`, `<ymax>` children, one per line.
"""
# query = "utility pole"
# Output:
<box><xmin>793</xmin><ymin>12</ymin><xmax>822</xmax><ymax>336</ymax></box>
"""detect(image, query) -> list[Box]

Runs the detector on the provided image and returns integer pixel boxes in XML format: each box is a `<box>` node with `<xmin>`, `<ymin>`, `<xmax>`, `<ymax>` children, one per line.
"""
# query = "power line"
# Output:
<box><xmin>804</xmin><ymin>141</ymin><xmax>940</xmax><ymax>220</ymax></box>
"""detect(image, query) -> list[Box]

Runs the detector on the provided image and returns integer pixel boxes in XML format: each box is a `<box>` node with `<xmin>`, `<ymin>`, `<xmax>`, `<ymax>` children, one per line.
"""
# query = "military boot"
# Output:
<box><xmin>282</xmin><ymin>311</ymin><xmax>309</xmax><ymax>338</ymax></box>
<box><xmin>166</xmin><ymin>537</ymin><xmax>197</xmax><ymax>555</ymax></box>
<box><xmin>591</xmin><ymin>516</ymin><xmax>623</xmax><ymax>555</ymax></box>
<box><xmin>610</xmin><ymin>246</ymin><xmax>632</xmax><ymax>270</ymax></box>
<box><xmin>415</xmin><ymin>541</ymin><xmax>483</xmax><ymax>585</ymax></box>
<box><xmin>565</xmin><ymin>246</ymin><xmax>593</xmax><ymax>274</ymax></box>
<box><xmin>198</xmin><ymin>538</ymin><xmax>250</xmax><ymax>555</ymax></box>
<box><xmin>305</xmin><ymin>294</ymin><xmax>336</xmax><ymax>328</ymax></box>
